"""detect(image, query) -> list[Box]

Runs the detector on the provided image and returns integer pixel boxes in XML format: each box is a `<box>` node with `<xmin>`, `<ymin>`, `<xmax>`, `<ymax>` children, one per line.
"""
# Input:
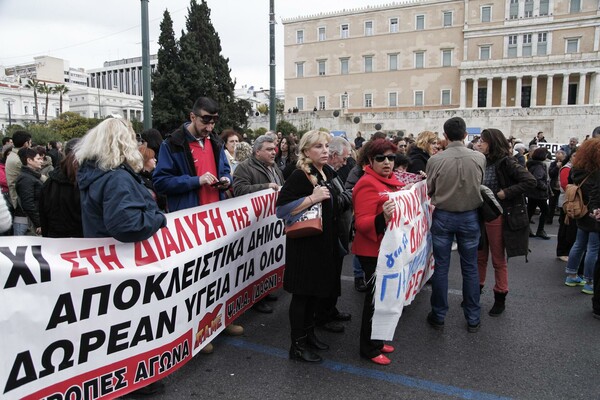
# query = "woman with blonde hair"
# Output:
<box><xmin>75</xmin><ymin>118</ymin><xmax>166</xmax><ymax>242</ymax></box>
<box><xmin>407</xmin><ymin>130</ymin><xmax>439</xmax><ymax>174</ymax></box>
<box><xmin>276</xmin><ymin>130</ymin><xmax>347</xmax><ymax>363</ymax></box>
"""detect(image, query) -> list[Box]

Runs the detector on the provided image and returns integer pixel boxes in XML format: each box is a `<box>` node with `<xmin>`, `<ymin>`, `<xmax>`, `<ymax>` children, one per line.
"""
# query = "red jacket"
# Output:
<box><xmin>352</xmin><ymin>166</ymin><xmax>404</xmax><ymax>257</ymax></box>
<box><xmin>0</xmin><ymin>163</ymin><xmax>7</xmax><ymax>194</ymax></box>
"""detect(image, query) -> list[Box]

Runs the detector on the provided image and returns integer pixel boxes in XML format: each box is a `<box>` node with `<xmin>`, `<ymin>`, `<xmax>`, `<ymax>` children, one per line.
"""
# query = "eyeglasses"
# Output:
<box><xmin>193</xmin><ymin>112</ymin><xmax>219</xmax><ymax>124</ymax></box>
<box><xmin>373</xmin><ymin>154</ymin><xmax>395</xmax><ymax>162</ymax></box>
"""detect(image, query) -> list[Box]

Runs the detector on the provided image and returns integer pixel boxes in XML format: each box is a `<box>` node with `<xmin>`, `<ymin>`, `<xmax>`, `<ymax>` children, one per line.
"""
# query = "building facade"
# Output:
<box><xmin>87</xmin><ymin>56</ymin><xmax>158</xmax><ymax>97</ymax></box>
<box><xmin>4</xmin><ymin>55</ymin><xmax>88</xmax><ymax>86</ymax></box>
<box><xmin>282</xmin><ymin>0</ymin><xmax>600</xmax><ymax>140</ymax></box>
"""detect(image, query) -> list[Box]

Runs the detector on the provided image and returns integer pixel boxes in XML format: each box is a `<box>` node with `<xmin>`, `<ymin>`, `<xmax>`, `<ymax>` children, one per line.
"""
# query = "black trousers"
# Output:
<box><xmin>358</xmin><ymin>256</ymin><xmax>384</xmax><ymax>359</ymax></box>
<box><xmin>289</xmin><ymin>294</ymin><xmax>317</xmax><ymax>341</ymax></box>
<box><xmin>314</xmin><ymin>255</ymin><xmax>344</xmax><ymax>325</ymax></box>
<box><xmin>527</xmin><ymin>198</ymin><xmax>549</xmax><ymax>233</ymax></box>
<box><xmin>548</xmin><ymin>189</ymin><xmax>560</xmax><ymax>223</ymax></box>
<box><xmin>593</xmin><ymin>256</ymin><xmax>600</xmax><ymax>314</ymax></box>
<box><xmin>556</xmin><ymin>209</ymin><xmax>578</xmax><ymax>257</ymax></box>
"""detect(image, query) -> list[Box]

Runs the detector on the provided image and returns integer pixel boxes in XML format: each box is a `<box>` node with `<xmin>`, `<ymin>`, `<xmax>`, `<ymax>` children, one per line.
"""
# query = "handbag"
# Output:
<box><xmin>285</xmin><ymin>202</ymin><xmax>322</xmax><ymax>238</ymax></box>
<box><xmin>479</xmin><ymin>185</ymin><xmax>503</xmax><ymax>222</ymax></box>
<box><xmin>284</xmin><ymin>171</ymin><xmax>323</xmax><ymax>239</ymax></box>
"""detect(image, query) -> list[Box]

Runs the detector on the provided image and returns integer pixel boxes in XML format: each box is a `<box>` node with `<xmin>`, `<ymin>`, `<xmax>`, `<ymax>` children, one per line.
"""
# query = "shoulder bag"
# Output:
<box><xmin>284</xmin><ymin>171</ymin><xmax>323</xmax><ymax>239</ymax></box>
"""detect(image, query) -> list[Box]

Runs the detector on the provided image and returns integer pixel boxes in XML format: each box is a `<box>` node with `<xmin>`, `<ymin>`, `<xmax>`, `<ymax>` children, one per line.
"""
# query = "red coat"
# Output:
<box><xmin>352</xmin><ymin>166</ymin><xmax>404</xmax><ymax>257</ymax></box>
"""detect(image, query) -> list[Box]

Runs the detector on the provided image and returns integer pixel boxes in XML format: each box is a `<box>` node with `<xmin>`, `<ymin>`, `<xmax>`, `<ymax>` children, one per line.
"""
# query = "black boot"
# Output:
<box><xmin>536</xmin><ymin>230</ymin><xmax>550</xmax><ymax>240</ymax></box>
<box><xmin>480</xmin><ymin>284</ymin><xmax>484</xmax><ymax>294</ymax></box>
<box><xmin>354</xmin><ymin>277</ymin><xmax>367</xmax><ymax>292</ymax></box>
<box><xmin>489</xmin><ymin>292</ymin><xmax>507</xmax><ymax>317</ymax></box>
<box><xmin>306</xmin><ymin>327</ymin><xmax>329</xmax><ymax>350</ymax></box>
<box><xmin>289</xmin><ymin>336</ymin><xmax>323</xmax><ymax>363</ymax></box>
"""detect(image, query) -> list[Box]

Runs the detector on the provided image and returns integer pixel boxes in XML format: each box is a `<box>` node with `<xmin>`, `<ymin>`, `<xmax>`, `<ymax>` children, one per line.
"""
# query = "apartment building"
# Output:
<box><xmin>283</xmin><ymin>0</ymin><xmax>600</xmax><ymax>115</ymax></box>
<box><xmin>87</xmin><ymin>55</ymin><xmax>157</xmax><ymax>97</ymax></box>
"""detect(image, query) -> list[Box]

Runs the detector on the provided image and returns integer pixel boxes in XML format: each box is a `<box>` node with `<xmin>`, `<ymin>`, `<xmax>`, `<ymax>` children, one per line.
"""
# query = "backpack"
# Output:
<box><xmin>562</xmin><ymin>174</ymin><xmax>591</xmax><ymax>224</ymax></box>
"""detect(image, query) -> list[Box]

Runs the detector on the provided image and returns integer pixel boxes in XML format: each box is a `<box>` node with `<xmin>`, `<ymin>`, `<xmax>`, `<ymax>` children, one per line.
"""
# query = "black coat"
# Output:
<box><xmin>15</xmin><ymin>166</ymin><xmax>43</xmax><ymax>228</ymax></box>
<box><xmin>525</xmin><ymin>160</ymin><xmax>549</xmax><ymax>200</ymax></box>
<box><xmin>407</xmin><ymin>146</ymin><xmax>430</xmax><ymax>174</ymax></box>
<box><xmin>570</xmin><ymin>168</ymin><xmax>600</xmax><ymax>232</ymax></box>
<box><xmin>39</xmin><ymin>167</ymin><xmax>83</xmax><ymax>238</ymax></box>
<box><xmin>482</xmin><ymin>156</ymin><xmax>536</xmax><ymax>259</ymax></box>
<box><xmin>276</xmin><ymin>165</ymin><xmax>344</xmax><ymax>298</ymax></box>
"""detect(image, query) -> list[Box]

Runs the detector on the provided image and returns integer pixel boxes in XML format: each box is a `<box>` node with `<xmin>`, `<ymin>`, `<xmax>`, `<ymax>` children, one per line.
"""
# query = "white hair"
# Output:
<box><xmin>75</xmin><ymin>118</ymin><xmax>143</xmax><ymax>172</ymax></box>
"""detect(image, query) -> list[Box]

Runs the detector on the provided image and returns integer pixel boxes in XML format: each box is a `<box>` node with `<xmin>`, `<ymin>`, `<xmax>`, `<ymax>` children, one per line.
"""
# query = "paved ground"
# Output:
<box><xmin>122</xmin><ymin>216</ymin><xmax>599</xmax><ymax>400</ymax></box>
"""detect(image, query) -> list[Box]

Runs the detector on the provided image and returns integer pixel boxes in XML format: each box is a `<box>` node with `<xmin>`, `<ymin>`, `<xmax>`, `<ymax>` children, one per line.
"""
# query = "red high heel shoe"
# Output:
<box><xmin>381</xmin><ymin>344</ymin><xmax>395</xmax><ymax>353</ymax></box>
<box><xmin>370</xmin><ymin>354</ymin><xmax>391</xmax><ymax>365</ymax></box>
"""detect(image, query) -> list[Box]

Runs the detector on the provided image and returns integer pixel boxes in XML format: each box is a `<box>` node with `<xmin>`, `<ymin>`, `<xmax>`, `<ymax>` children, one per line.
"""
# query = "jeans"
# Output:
<box><xmin>430</xmin><ymin>209</ymin><xmax>481</xmax><ymax>326</ymax></box>
<box><xmin>565</xmin><ymin>228</ymin><xmax>600</xmax><ymax>283</ymax></box>
<box><xmin>12</xmin><ymin>222</ymin><xmax>29</xmax><ymax>236</ymax></box>
<box><xmin>352</xmin><ymin>255</ymin><xmax>364</xmax><ymax>279</ymax></box>
<box><xmin>478</xmin><ymin>215</ymin><xmax>508</xmax><ymax>293</ymax></box>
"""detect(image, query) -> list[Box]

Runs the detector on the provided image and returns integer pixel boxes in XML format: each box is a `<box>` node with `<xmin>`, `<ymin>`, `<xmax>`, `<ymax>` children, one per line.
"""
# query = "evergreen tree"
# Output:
<box><xmin>178</xmin><ymin>0</ymin><xmax>248</xmax><ymax>131</ymax></box>
<box><xmin>152</xmin><ymin>10</ymin><xmax>187</xmax><ymax>134</ymax></box>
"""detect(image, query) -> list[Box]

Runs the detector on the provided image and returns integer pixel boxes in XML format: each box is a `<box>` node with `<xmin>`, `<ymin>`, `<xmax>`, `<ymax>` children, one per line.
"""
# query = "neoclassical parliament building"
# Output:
<box><xmin>279</xmin><ymin>0</ymin><xmax>600</xmax><ymax>141</ymax></box>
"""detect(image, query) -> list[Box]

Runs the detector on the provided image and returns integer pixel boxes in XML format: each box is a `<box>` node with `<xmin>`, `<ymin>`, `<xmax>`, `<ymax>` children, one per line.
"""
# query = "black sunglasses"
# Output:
<box><xmin>373</xmin><ymin>154</ymin><xmax>395</xmax><ymax>162</ymax></box>
<box><xmin>193</xmin><ymin>112</ymin><xmax>219</xmax><ymax>124</ymax></box>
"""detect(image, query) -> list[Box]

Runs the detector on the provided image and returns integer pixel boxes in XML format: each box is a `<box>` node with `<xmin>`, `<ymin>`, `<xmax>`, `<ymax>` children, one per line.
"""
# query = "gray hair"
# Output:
<box><xmin>329</xmin><ymin>136</ymin><xmax>351</xmax><ymax>156</ymax></box>
<box><xmin>252</xmin><ymin>134</ymin><xmax>275</xmax><ymax>153</ymax></box>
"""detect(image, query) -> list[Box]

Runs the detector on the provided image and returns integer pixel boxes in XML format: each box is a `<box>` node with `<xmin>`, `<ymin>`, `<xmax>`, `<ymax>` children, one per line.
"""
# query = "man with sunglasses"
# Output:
<box><xmin>425</xmin><ymin>117</ymin><xmax>486</xmax><ymax>334</ymax></box>
<box><xmin>154</xmin><ymin>97</ymin><xmax>240</xmax><ymax>352</ymax></box>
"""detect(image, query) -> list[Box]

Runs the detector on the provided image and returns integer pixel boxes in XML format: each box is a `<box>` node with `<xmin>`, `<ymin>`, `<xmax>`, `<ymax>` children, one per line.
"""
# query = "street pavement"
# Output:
<box><xmin>123</xmin><ymin>215</ymin><xmax>599</xmax><ymax>400</ymax></box>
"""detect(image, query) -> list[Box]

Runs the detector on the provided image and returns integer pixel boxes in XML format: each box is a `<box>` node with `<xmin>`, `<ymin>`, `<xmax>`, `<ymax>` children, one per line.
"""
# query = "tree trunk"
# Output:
<box><xmin>33</xmin><ymin>90</ymin><xmax>39</xmax><ymax>123</ymax></box>
<box><xmin>44</xmin><ymin>93</ymin><xmax>49</xmax><ymax>123</ymax></box>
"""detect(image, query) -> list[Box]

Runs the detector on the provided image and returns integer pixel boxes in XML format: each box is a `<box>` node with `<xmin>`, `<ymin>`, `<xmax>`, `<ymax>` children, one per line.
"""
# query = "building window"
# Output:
<box><xmin>318</xmin><ymin>27</ymin><xmax>326</xmax><ymax>41</ymax></box>
<box><xmin>480</xmin><ymin>45</ymin><xmax>491</xmax><ymax>60</ymax></box>
<box><xmin>341</xmin><ymin>93</ymin><xmax>348</xmax><ymax>108</ymax></box>
<box><xmin>539</xmin><ymin>0</ymin><xmax>549</xmax><ymax>15</ymax></box>
<box><xmin>415</xmin><ymin>51</ymin><xmax>425</xmax><ymax>68</ymax></box>
<box><xmin>24</xmin><ymin>105</ymin><xmax>29</xmax><ymax>114</ymax></box>
<box><xmin>364</xmin><ymin>56</ymin><xmax>373</xmax><ymax>73</ymax></box>
<box><xmin>509</xmin><ymin>0</ymin><xmax>518</xmax><ymax>19</ymax></box>
<box><xmin>524</xmin><ymin>0</ymin><xmax>533</xmax><ymax>17</ymax></box>
<box><xmin>388</xmin><ymin>92</ymin><xmax>398</xmax><ymax>107</ymax></box>
<box><xmin>481</xmin><ymin>6</ymin><xmax>492</xmax><ymax>22</ymax></box>
<box><xmin>318</xmin><ymin>96</ymin><xmax>326</xmax><ymax>110</ymax></box>
<box><xmin>296</xmin><ymin>97</ymin><xmax>304</xmax><ymax>111</ymax></box>
<box><xmin>341</xmin><ymin>24</ymin><xmax>349</xmax><ymax>38</ymax></box>
<box><xmin>416</xmin><ymin>15</ymin><xmax>425</xmax><ymax>30</ymax></box>
<box><xmin>566</xmin><ymin>38</ymin><xmax>579</xmax><ymax>53</ymax></box>
<box><xmin>55</xmin><ymin>107</ymin><xmax>60</xmax><ymax>116</ymax></box>
<box><xmin>537</xmin><ymin>32</ymin><xmax>547</xmax><ymax>56</ymax></box>
<box><xmin>442</xmin><ymin>49</ymin><xmax>452</xmax><ymax>67</ymax></box>
<box><xmin>364</xmin><ymin>93</ymin><xmax>373</xmax><ymax>108</ymax></box>
<box><xmin>389</xmin><ymin>54</ymin><xmax>398</xmax><ymax>71</ymax></box>
<box><xmin>522</xmin><ymin>34</ymin><xmax>532</xmax><ymax>56</ymax></box>
<box><xmin>508</xmin><ymin>35</ymin><xmax>518</xmax><ymax>58</ymax></box>
<box><xmin>296</xmin><ymin>30</ymin><xmax>304</xmax><ymax>44</ymax></box>
<box><xmin>414</xmin><ymin>91</ymin><xmax>424</xmax><ymax>106</ymax></box>
<box><xmin>569</xmin><ymin>0</ymin><xmax>581</xmax><ymax>13</ymax></box>
<box><xmin>340</xmin><ymin>58</ymin><xmax>349</xmax><ymax>75</ymax></box>
<box><xmin>390</xmin><ymin>17</ymin><xmax>399</xmax><ymax>33</ymax></box>
<box><xmin>365</xmin><ymin>21</ymin><xmax>373</xmax><ymax>36</ymax></box>
<box><xmin>443</xmin><ymin>11</ymin><xmax>453</xmax><ymax>27</ymax></box>
<box><xmin>318</xmin><ymin>60</ymin><xmax>326</xmax><ymax>76</ymax></box>
<box><xmin>441</xmin><ymin>89</ymin><xmax>451</xmax><ymax>106</ymax></box>
<box><xmin>296</xmin><ymin>62</ymin><xmax>304</xmax><ymax>78</ymax></box>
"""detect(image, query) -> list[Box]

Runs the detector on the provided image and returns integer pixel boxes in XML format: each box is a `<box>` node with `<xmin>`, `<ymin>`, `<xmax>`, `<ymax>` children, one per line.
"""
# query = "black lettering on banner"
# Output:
<box><xmin>131</xmin><ymin>317</ymin><xmax>154</xmax><ymax>347</ymax></box>
<box><xmin>39</xmin><ymin>340</ymin><xmax>75</xmax><ymax>378</ymax></box>
<box><xmin>1</xmin><ymin>246</ymin><xmax>52</xmax><ymax>289</ymax></box>
<box><xmin>166</xmin><ymin>267</ymin><xmax>181</xmax><ymax>297</ymax></box>
<box><xmin>47</xmin><ymin>293</ymin><xmax>78</xmax><ymax>330</ymax></box>
<box><xmin>80</xmin><ymin>285</ymin><xmax>111</xmax><ymax>320</ymax></box>
<box><xmin>78</xmin><ymin>330</ymin><xmax>106</xmax><ymax>364</ymax></box>
<box><xmin>134</xmin><ymin>361</ymin><xmax>149</xmax><ymax>383</ymax></box>
<box><xmin>107</xmin><ymin>321</ymin><xmax>131</xmax><ymax>355</ymax></box>
<box><xmin>83</xmin><ymin>378</ymin><xmax>100</xmax><ymax>400</ymax></box>
<box><xmin>99</xmin><ymin>372</ymin><xmax>114</xmax><ymax>396</ymax></box>
<box><xmin>4</xmin><ymin>351</ymin><xmax>36</xmax><ymax>394</ymax></box>
<box><xmin>142</xmin><ymin>272</ymin><xmax>167</xmax><ymax>304</ymax></box>
<box><xmin>65</xmin><ymin>385</ymin><xmax>82</xmax><ymax>400</ymax></box>
<box><xmin>114</xmin><ymin>367</ymin><xmax>127</xmax><ymax>391</ymax></box>
<box><xmin>113</xmin><ymin>279</ymin><xmax>141</xmax><ymax>310</ymax></box>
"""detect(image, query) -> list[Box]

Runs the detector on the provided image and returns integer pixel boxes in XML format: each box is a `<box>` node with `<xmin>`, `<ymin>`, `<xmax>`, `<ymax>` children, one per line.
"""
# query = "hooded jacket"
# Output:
<box><xmin>525</xmin><ymin>159</ymin><xmax>549</xmax><ymax>200</ymax></box>
<box><xmin>77</xmin><ymin>160</ymin><xmax>166</xmax><ymax>242</ymax></box>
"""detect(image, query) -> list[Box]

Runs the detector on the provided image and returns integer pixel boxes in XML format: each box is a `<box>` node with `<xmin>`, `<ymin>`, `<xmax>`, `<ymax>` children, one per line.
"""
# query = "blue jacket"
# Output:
<box><xmin>153</xmin><ymin>123</ymin><xmax>231</xmax><ymax>212</ymax></box>
<box><xmin>77</xmin><ymin>160</ymin><xmax>166</xmax><ymax>242</ymax></box>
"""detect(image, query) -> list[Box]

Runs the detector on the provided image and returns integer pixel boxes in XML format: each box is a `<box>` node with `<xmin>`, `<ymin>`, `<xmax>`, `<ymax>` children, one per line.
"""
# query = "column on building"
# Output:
<box><xmin>515</xmin><ymin>76</ymin><xmax>522</xmax><ymax>107</ymax></box>
<box><xmin>472</xmin><ymin>79</ymin><xmax>479</xmax><ymax>108</ymax></box>
<box><xmin>561</xmin><ymin>73</ymin><xmax>570</xmax><ymax>105</ymax></box>
<box><xmin>593</xmin><ymin>72</ymin><xmax>600</xmax><ymax>104</ymax></box>
<box><xmin>460</xmin><ymin>78</ymin><xmax>467</xmax><ymax>108</ymax></box>
<box><xmin>578</xmin><ymin>73</ymin><xmax>587</xmax><ymax>105</ymax></box>
<box><xmin>546</xmin><ymin>74</ymin><xmax>554</xmax><ymax>106</ymax></box>
<box><xmin>486</xmin><ymin>77</ymin><xmax>493</xmax><ymax>108</ymax></box>
<box><xmin>500</xmin><ymin>76</ymin><xmax>507</xmax><ymax>107</ymax></box>
<box><xmin>529</xmin><ymin>75</ymin><xmax>537</xmax><ymax>107</ymax></box>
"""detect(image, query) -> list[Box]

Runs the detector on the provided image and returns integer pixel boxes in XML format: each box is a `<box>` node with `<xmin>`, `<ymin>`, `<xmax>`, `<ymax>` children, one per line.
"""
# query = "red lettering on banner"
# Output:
<box><xmin>173</xmin><ymin>218</ymin><xmax>194</xmax><ymax>252</ymax></box>
<box><xmin>183</xmin><ymin>215</ymin><xmax>203</xmax><ymax>245</ymax></box>
<box><xmin>226</xmin><ymin>206</ymin><xmax>251</xmax><ymax>231</ymax></box>
<box><xmin>160</xmin><ymin>228</ymin><xmax>180</xmax><ymax>258</ymax></box>
<box><xmin>134</xmin><ymin>240</ymin><xmax>158</xmax><ymax>267</ymax></box>
<box><xmin>197</xmin><ymin>209</ymin><xmax>226</xmax><ymax>242</ymax></box>
<box><xmin>63</xmin><ymin>245</ymin><xmax>125</xmax><ymax>278</ymax></box>
<box><xmin>193</xmin><ymin>304</ymin><xmax>223</xmax><ymax>350</ymax></box>
<box><xmin>250</xmin><ymin>192</ymin><xmax>278</xmax><ymax>221</ymax></box>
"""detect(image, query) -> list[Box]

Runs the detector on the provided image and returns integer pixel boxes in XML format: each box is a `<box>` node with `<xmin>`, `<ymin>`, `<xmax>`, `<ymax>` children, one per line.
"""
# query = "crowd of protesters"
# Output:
<box><xmin>2</xmin><ymin>97</ymin><xmax>600</xmax><ymax>395</ymax></box>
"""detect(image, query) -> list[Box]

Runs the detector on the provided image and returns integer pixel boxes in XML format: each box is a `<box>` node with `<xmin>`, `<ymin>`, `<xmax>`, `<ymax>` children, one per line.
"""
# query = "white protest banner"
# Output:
<box><xmin>0</xmin><ymin>189</ymin><xmax>284</xmax><ymax>399</ymax></box>
<box><xmin>371</xmin><ymin>180</ymin><xmax>434</xmax><ymax>340</ymax></box>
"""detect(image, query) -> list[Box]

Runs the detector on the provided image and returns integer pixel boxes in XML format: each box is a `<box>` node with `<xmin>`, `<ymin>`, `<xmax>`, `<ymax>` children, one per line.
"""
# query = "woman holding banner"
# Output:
<box><xmin>476</xmin><ymin>129</ymin><xmax>535</xmax><ymax>317</ymax></box>
<box><xmin>352</xmin><ymin>139</ymin><xmax>405</xmax><ymax>365</ymax></box>
<box><xmin>276</xmin><ymin>130</ymin><xmax>344</xmax><ymax>363</ymax></box>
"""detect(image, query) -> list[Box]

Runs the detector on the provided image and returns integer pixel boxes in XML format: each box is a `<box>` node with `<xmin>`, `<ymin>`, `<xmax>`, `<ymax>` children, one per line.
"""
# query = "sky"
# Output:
<box><xmin>0</xmin><ymin>0</ymin><xmax>385</xmax><ymax>90</ymax></box>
